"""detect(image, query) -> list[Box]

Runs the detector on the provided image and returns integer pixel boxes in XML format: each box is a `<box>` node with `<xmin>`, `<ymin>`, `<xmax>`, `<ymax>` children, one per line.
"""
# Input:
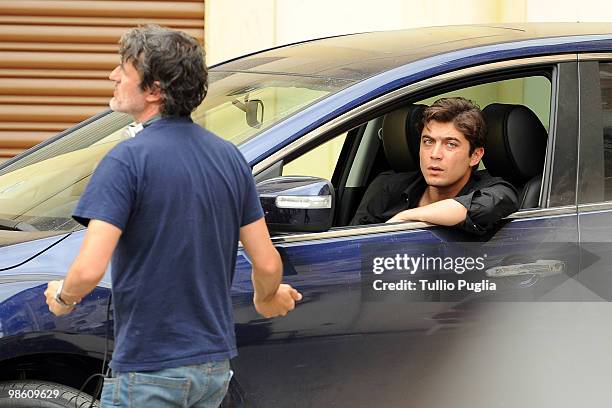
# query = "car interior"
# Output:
<box><xmin>277</xmin><ymin>69</ymin><xmax>554</xmax><ymax>231</ymax></box>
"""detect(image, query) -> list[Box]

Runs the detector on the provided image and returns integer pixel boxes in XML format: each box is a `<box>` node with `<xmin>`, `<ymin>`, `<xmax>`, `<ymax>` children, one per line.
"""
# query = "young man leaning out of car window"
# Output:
<box><xmin>351</xmin><ymin>97</ymin><xmax>519</xmax><ymax>235</ymax></box>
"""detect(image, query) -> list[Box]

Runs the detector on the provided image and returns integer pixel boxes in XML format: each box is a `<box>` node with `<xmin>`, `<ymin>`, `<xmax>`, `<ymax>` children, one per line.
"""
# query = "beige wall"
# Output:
<box><xmin>204</xmin><ymin>0</ymin><xmax>276</xmax><ymax>65</ymax></box>
<box><xmin>526</xmin><ymin>0</ymin><xmax>612</xmax><ymax>21</ymax></box>
<box><xmin>205</xmin><ymin>0</ymin><xmax>611</xmax><ymax>65</ymax></box>
<box><xmin>205</xmin><ymin>0</ymin><xmax>535</xmax><ymax>65</ymax></box>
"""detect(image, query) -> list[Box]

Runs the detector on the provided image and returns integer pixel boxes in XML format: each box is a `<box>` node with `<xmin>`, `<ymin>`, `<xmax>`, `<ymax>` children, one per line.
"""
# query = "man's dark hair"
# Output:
<box><xmin>422</xmin><ymin>97</ymin><xmax>486</xmax><ymax>154</ymax></box>
<box><xmin>118</xmin><ymin>24</ymin><xmax>207</xmax><ymax>117</ymax></box>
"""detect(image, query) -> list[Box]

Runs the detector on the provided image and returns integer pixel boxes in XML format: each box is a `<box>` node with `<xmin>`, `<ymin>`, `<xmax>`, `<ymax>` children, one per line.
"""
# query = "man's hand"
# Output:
<box><xmin>42</xmin><ymin>220</ymin><xmax>121</xmax><ymax>317</ymax></box>
<box><xmin>44</xmin><ymin>280</ymin><xmax>76</xmax><ymax>317</ymax></box>
<box><xmin>386</xmin><ymin>212</ymin><xmax>409</xmax><ymax>223</ymax></box>
<box><xmin>254</xmin><ymin>284</ymin><xmax>302</xmax><ymax>318</ymax></box>
<box><xmin>386</xmin><ymin>208</ymin><xmax>417</xmax><ymax>223</ymax></box>
<box><xmin>386</xmin><ymin>199</ymin><xmax>468</xmax><ymax>226</ymax></box>
<box><xmin>241</xmin><ymin>218</ymin><xmax>302</xmax><ymax>318</ymax></box>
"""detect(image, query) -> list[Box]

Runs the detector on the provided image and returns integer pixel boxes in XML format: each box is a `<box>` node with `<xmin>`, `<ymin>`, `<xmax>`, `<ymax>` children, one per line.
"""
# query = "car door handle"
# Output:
<box><xmin>485</xmin><ymin>260</ymin><xmax>565</xmax><ymax>278</ymax></box>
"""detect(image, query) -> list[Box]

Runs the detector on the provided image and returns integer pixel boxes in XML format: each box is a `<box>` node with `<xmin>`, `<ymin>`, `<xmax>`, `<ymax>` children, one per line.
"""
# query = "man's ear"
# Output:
<box><xmin>470</xmin><ymin>147</ymin><xmax>484</xmax><ymax>167</ymax></box>
<box><xmin>145</xmin><ymin>81</ymin><xmax>162</xmax><ymax>103</ymax></box>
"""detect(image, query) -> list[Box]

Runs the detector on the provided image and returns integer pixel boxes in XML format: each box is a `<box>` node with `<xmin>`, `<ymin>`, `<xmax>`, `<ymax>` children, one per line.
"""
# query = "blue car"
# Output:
<box><xmin>1</xmin><ymin>23</ymin><xmax>612</xmax><ymax>407</ymax></box>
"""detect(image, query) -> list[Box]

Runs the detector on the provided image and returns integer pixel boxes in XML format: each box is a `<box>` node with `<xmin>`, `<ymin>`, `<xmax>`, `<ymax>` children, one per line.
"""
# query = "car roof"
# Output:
<box><xmin>213</xmin><ymin>23</ymin><xmax>612</xmax><ymax>81</ymax></box>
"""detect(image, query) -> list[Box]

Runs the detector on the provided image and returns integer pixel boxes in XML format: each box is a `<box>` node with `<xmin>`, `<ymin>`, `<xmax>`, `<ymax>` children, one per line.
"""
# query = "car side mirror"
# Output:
<box><xmin>257</xmin><ymin>176</ymin><xmax>334</xmax><ymax>233</ymax></box>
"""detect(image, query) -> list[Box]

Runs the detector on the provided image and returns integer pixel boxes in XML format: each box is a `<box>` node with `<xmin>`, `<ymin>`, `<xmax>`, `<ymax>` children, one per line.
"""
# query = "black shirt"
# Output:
<box><xmin>350</xmin><ymin>170</ymin><xmax>519</xmax><ymax>235</ymax></box>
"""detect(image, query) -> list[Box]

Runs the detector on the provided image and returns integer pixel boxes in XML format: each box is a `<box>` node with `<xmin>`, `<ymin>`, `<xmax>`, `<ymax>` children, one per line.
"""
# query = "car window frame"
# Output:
<box><xmin>546</xmin><ymin>61</ymin><xmax>579</xmax><ymax>208</ymax></box>
<box><xmin>576</xmin><ymin>53</ymin><xmax>612</xmax><ymax>211</ymax></box>
<box><xmin>251</xmin><ymin>54</ymin><xmax>578</xmax><ymax>245</ymax></box>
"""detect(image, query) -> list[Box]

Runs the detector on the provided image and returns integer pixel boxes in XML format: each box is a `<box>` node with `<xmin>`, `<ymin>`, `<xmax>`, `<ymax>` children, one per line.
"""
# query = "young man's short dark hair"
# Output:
<box><xmin>421</xmin><ymin>97</ymin><xmax>486</xmax><ymax>154</ymax></box>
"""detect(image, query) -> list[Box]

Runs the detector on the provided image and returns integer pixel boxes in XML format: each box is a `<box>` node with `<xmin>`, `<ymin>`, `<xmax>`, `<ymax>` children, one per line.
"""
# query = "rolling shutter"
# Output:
<box><xmin>0</xmin><ymin>0</ymin><xmax>204</xmax><ymax>161</ymax></box>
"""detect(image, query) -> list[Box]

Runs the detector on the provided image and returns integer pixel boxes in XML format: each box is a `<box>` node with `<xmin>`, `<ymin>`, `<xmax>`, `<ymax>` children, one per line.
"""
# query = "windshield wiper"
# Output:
<box><xmin>0</xmin><ymin>218</ymin><xmax>38</xmax><ymax>232</ymax></box>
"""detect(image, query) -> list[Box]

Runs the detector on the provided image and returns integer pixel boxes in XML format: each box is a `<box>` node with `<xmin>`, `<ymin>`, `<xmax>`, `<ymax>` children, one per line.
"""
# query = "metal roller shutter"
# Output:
<box><xmin>0</xmin><ymin>0</ymin><xmax>204</xmax><ymax>160</ymax></box>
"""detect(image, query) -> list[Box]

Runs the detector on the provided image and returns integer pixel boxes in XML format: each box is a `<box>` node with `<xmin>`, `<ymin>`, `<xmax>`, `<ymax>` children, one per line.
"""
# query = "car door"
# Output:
<box><xmin>229</xmin><ymin>56</ymin><xmax>580</xmax><ymax>408</ymax></box>
<box><xmin>573</xmin><ymin>54</ymin><xmax>612</xmax><ymax>406</ymax></box>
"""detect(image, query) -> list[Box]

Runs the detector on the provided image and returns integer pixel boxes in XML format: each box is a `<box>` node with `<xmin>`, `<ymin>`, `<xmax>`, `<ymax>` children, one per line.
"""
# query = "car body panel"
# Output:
<box><xmin>0</xmin><ymin>231</ymin><xmax>110</xmax><ymax>361</ymax></box>
<box><xmin>230</xmin><ymin>213</ymin><xmax>582</xmax><ymax>407</ymax></box>
<box><xmin>0</xmin><ymin>232</ymin><xmax>70</xmax><ymax>270</ymax></box>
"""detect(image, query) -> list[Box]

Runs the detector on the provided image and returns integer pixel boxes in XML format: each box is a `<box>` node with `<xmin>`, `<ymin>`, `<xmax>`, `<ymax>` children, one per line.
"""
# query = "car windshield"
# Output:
<box><xmin>0</xmin><ymin>71</ymin><xmax>353</xmax><ymax>232</ymax></box>
<box><xmin>196</xmin><ymin>71</ymin><xmax>354</xmax><ymax>144</ymax></box>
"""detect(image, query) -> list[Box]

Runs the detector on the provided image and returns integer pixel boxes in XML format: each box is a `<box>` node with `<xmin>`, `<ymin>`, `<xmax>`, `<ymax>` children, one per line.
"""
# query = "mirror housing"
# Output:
<box><xmin>257</xmin><ymin>176</ymin><xmax>334</xmax><ymax>233</ymax></box>
<box><xmin>246</xmin><ymin>99</ymin><xmax>264</xmax><ymax>128</ymax></box>
<box><xmin>231</xmin><ymin>96</ymin><xmax>264</xmax><ymax>129</ymax></box>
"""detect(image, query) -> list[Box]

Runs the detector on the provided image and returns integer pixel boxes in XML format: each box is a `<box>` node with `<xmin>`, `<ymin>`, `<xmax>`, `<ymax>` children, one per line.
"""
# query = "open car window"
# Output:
<box><xmin>270</xmin><ymin>72</ymin><xmax>554</xmax><ymax>233</ymax></box>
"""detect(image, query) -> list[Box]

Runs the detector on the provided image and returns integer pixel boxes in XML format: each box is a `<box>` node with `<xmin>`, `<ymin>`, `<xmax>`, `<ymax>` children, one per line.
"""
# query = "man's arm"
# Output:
<box><xmin>387</xmin><ymin>184</ymin><xmax>519</xmax><ymax>235</ymax></box>
<box><xmin>44</xmin><ymin>220</ymin><xmax>121</xmax><ymax>316</ymax></box>
<box><xmin>240</xmin><ymin>217</ymin><xmax>302</xmax><ymax>318</ymax></box>
<box><xmin>386</xmin><ymin>198</ymin><xmax>467</xmax><ymax>225</ymax></box>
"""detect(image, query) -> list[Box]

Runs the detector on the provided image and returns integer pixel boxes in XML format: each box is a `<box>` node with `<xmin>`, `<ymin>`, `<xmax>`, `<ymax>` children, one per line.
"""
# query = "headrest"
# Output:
<box><xmin>482</xmin><ymin>103</ymin><xmax>548</xmax><ymax>186</ymax></box>
<box><xmin>380</xmin><ymin>104</ymin><xmax>426</xmax><ymax>172</ymax></box>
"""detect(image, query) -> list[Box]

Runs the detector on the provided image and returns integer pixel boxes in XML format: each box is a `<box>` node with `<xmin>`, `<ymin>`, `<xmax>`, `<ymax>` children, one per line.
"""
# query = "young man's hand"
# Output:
<box><xmin>386</xmin><ymin>208</ymin><xmax>420</xmax><ymax>223</ymax></box>
<box><xmin>253</xmin><ymin>284</ymin><xmax>302</xmax><ymax>318</ymax></box>
<box><xmin>386</xmin><ymin>199</ymin><xmax>468</xmax><ymax>226</ymax></box>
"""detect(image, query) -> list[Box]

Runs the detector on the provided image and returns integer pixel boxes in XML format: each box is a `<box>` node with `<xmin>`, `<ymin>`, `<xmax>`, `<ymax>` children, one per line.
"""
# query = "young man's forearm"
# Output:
<box><xmin>387</xmin><ymin>198</ymin><xmax>467</xmax><ymax>225</ymax></box>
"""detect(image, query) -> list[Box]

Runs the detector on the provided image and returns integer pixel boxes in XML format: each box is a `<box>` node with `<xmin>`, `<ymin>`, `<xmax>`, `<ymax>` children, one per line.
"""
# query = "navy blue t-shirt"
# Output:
<box><xmin>73</xmin><ymin>116</ymin><xmax>263</xmax><ymax>372</ymax></box>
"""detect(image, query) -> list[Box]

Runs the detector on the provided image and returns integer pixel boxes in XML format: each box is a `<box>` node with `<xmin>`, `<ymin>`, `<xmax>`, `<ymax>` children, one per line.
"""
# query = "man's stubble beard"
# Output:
<box><xmin>109</xmin><ymin>97</ymin><xmax>121</xmax><ymax>113</ymax></box>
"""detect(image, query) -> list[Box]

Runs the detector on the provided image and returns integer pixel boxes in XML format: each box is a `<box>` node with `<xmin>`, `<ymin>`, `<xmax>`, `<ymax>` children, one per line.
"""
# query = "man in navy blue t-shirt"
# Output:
<box><xmin>44</xmin><ymin>25</ymin><xmax>301</xmax><ymax>407</ymax></box>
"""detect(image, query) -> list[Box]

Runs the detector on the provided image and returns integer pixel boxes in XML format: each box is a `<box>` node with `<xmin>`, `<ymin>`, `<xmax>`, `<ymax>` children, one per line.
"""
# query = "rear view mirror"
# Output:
<box><xmin>231</xmin><ymin>96</ymin><xmax>264</xmax><ymax>129</ymax></box>
<box><xmin>257</xmin><ymin>176</ymin><xmax>334</xmax><ymax>233</ymax></box>
<box><xmin>246</xmin><ymin>99</ymin><xmax>264</xmax><ymax>129</ymax></box>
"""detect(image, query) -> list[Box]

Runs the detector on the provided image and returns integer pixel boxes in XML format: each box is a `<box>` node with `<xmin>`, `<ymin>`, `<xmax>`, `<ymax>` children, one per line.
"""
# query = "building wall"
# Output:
<box><xmin>0</xmin><ymin>0</ymin><xmax>204</xmax><ymax>160</ymax></box>
<box><xmin>205</xmin><ymin>0</ymin><xmax>530</xmax><ymax>65</ymax></box>
<box><xmin>205</xmin><ymin>0</ymin><xmax>612</xmax><ymax>65</ymax></box>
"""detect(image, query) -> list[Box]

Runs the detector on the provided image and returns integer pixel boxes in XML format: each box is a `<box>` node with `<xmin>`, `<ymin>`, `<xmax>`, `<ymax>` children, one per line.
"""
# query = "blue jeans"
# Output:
<box><xmin>100</xmin><ymin>360</ymin><xmax>232</xmax><ymax>408</ymax></box>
